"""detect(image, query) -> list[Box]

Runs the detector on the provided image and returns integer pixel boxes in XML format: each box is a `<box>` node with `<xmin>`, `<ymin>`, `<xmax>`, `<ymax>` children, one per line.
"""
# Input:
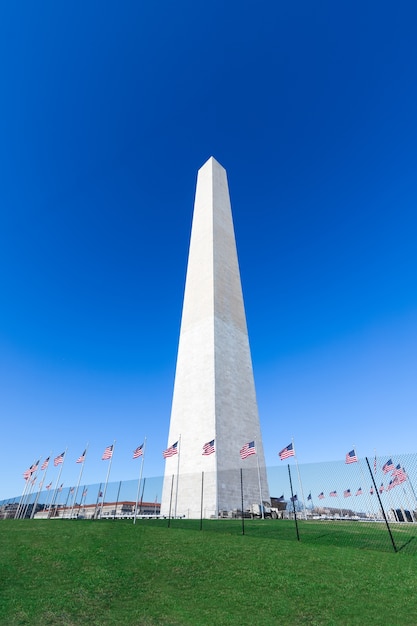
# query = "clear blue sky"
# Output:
<box><xmin>1</xmin><ymin>1</ymin><xmax>416</xmax><ymax>500</ymax></box>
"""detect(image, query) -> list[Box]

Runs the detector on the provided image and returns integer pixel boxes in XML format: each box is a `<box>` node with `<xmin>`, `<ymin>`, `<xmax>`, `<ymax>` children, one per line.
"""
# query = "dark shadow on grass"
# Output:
<box><xmin>397</xmin><ymin>537</ymin><xmax>415</xmax><ymax>552</ymax></box>
<box><xmin>305</xmin><ymin>533</ymin><xmax>331</xmax><ymax>542</ymax></box>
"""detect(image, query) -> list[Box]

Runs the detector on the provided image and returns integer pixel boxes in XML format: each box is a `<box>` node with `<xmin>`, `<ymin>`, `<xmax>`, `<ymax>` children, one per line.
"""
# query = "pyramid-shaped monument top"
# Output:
<box><xmin>161</xmin><ymin>158</ymin><xmax>269</xmax><ymax>518</ymax></box>
<box><xmin>180</xmin><ymin>155</ymin><xmax>248</xmax><ymax>335</ymax></box>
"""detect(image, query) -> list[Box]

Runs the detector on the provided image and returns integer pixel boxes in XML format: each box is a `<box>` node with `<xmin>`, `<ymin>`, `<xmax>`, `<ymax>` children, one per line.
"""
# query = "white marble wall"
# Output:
<box><xmin>161</xmin><ymin>158</ymin><xmax>269</xmax><ymax>518</ymax></box>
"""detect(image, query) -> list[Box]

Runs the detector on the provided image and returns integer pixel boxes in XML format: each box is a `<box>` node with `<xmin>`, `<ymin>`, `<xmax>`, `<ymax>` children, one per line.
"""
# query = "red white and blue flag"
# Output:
<box><xmin>202</xmin><ymin>440</ymin><xmax>215</xmax><ymax>456</ymax></box>
<box><xmin>344</xmin><ymin>489</ymin><xmax>351</xmax><ymax>497</ymax></box>
<box><xmin>163</xmin><ymin>441</ymin><xmax>178</xmax><ymax>458</ymax></box>
<box><xmin>382</xmin><ymin>459</ymin><xmax>394</xmax><ymax>474</ymax></box>
<box><xmin>133</xmin><ymin>444</ymin><xmax>144</xmax><ymax>459</ymax></box>
<box><xmin>240</xmin><ymin>441</ymin><xmax>256</xmax><ymax>460</ymax></box>
<box><xmin>330</xmin><ymin>491</ymin><xmax>337</xmax><ymax>497</ymax></box>
<box><xmin>41</xmin><ymin>457</ymin><xmax>50</xmax><ymax>471</ymax></box>
<box><xmin>355</xmin><ymin>487</ymin><xmax>362</xmax><ymax>496</ymax></box>
<box><xmin>345</xmin><ymin>450</ymin><xmax>358</xmax><ymax>464</ymax></box>
<box><xmin>392</xmin><ymin>466</ymin><xmax>407</xmax><ymax>484</ymax></box>
<box><xmin>23</xmin><ymin>465</ymin><xmax>34</xmax><ymax>480</ymax></box>
<box><xmin>102</xmin><ymin>445</ymin><xmax>113</xmax><ymax>460</ymax></box>
<box><xmin>318</xmin><ymin>492</ymin><xmax>325</xmax><ymax>500</ymax></box>
<box><xmin>279</xmin><ymin>443</ymin><xmax>295</xmax><ymax>460</ymax></box>
<box><xmin>76</xmin><ymin>450</ymin><xmax>86</xmax><ymax>464</ymax></box>
<box><xmin>54</xmin><ymin>452</ymin><xmax>65</xmax><ymax>466</ymax></box>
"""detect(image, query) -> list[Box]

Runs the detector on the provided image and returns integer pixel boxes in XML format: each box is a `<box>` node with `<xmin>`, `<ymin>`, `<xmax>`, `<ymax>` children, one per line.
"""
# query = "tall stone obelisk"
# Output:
<box><xmin>161</xmin><ymin>157</ymin><xmax>269</xmax><ymax>518</ymax></box>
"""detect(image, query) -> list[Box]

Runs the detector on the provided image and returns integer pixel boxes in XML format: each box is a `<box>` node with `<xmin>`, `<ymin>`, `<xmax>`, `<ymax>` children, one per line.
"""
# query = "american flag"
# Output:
<box><xmin>32</xmin><ymin>459</ymin><xmax>40</xmax><ymax>472</ymax></box>
<box><xmin>330</xmin><ymin>490</ymin><xmax>337</xmax><ymax>497</ymax></box>
<box><xmin>344</xmin><ymin>489</ymin><xmax>352</xmax><ymax>497</ymax></box>
<box><xmin>240</xmin><ymin>441</ymin><xmax>256</xmax><ymax>460</ymax></box>
<box><xmin>76</xmin><ymin>449</ymin><xmax>86</xmax><ymax>464</ymax></box>
<box><xmin>58</xmin><ymin>483</ymin><xmax>63</xmax><ymax>492</ymax></box>
<box><xmin>70</xmin><ymin>487</ymin><xmax>75</xmax><ymax>494</ymax></box>
<box><xmin>392</xmin><ymin>475</ymin><xmax>405</xmax><ymax>488</ymax></box>
<box><xmin>133</xmin><ymin>444</ymin><xmax>144</xmax><ymax>459</ymax></box>
<box><xmin>393</xmin><ymin>466</ymin><xmax>407</xmax><ymax>484</ymax></box>
<box><xmin>54</xmin><ymin>452</ymin><xmax>65</xmax><ymax>466</ymax></box>
<box><xmin>290</xmin><ymin>494</ymin><xmax>297</xmax><ymax>502</ymax></box>
<box><xmin>387</xmin><ymin>479</ymin><xmax>394</xmax><ymax>491</ymax></box>
<box><xmin>163</xmin><ymin>441</ymin><xmax>178</xmax><ymax>458</ymax></box>
<box><xmin>278</xmin><ymin>443</ymin><xmax>295</xmax><ymax>460</ymax></box>
<box><xmin>355</xmin><ymin>487</ymin><xmax>362</xmax><ymax>496</ymax></box>
<box><xmin>382</xmin><ymin>458</ymin><xmax>394</xmax><ymax>473</ymax></box>
<box><xmin>202</xmin><ymin>440</ymin><xmax>215</xmax><ymax>456</ymax></box>
<box><xmin>102</xmin><ymin>445</ymin><xmax>113</xmax><ymax>460</ymax></box>
<box><xmin>345</xmin><ymin>449</ymin><xmax>358</xmax><ymax>464</ymax></box>
<box><xmin>318</xmin><ymin>492</ymin><xmax>325</xmax><ymax>500</ymax></box>
<box><xmin>23</xmin><ymin>465</ymin><xmax>33</xmax><ymax>480</ymax></box>
<box><xmin>98</xmin><ymin>490</ymin><xmax>103</xmax><ymax>497</ymax></box>
<box><xmin>46</xmin><ymin>482</ymin><xmax>52</xmax><ymax>490</ymax></box>
<box><xmin>379</xmin><ymin>483</ymin><xmax>384</xmax><ymax>493</ymax></box>
<box><xmin>82</xmin><ymin>488</ymin><xmax>88</xmax><ymax>497</ymax></box>
<box><xmin>370</xmin><ymin>486</ymin><xmax>374</xmax><ymax>495</ymax></box>
<box><xmin>41</xmin><ymin>457</ymin><xmax>50</xmax><ymax>471</ymax></box>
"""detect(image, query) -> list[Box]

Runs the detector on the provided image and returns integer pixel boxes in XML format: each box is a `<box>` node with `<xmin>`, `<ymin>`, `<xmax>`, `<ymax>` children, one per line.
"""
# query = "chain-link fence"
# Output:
<box><xmin>2</xmin><ymin>453</ymin><xmax>417</xmax><ymax>553</ymax></box>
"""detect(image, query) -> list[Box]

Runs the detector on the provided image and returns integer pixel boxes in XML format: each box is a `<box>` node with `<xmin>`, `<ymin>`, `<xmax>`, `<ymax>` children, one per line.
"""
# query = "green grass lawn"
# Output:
<box><xmin>1</xmin><ymin>519</ymin><xmax>417</xmax><ymax>625</ymax></box>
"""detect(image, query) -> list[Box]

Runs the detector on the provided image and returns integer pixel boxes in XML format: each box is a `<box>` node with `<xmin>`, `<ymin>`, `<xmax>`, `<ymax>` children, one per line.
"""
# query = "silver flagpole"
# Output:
<box><xmin>63</xmin><ymin>485</ymin><xmax>72</xmax><ymax>517</ymax></box>
<box><xmin>174</xmin><ymin>434</ymin><xmax>181</xmax><ymax>518</ymax></box>
<box><xmin>70</xmin><ymin>444</ymin><xmax>89</xmax><ymax>519</ymax></box>
<box><xmin>93</xmin><ymin>484</ymin><xmax>102</xmax><ymax>519</ymax></box>
<box><xmin>100</xmin><ymin>440</ymin><xmax>116</xmax><ymax>518</ymax></box>
<box><xmin>215</xmin><ymin>439</ymin><xmax>219</xmax><ymax>519</ymax></box>
<box><xmin>18</xmin><ymin>474</ymin><xmax>32</xmax><ymax>519</ymax></box>
<box><xmin>45</xmin><ymin>483</ymin><xmax>55</xmax><ymax>512</ymax></box>
<box><xmin>134</xmin><ymin>437</ymin><xmax>146</xmax><ymax>525</ymax></box>
<box><xmin>28</xmin><ymin>475</ymin><xmax>39</xmax><ymax>517</ymax></box>
<box><xmin>22</xmin><ymin>475</ymin><xmax>37</xmax><ymax>519</ymax></box>
<box><xmin>31</xmin><ymin>453</ymin><xmax>52</xmax><ymax>519</ymax></box>
<box><xmin>55</xmin><ymin>483</ymin><xmax>64</xmax><ymax>516</ymax></box>
<box><xmin>48</xmin><ymin>448</ymin><xmax>68</xmax><ymax>518</ymax></box>
<box><xmin>15</xmin><ymin>460</ymin><xmax>36</xmax><ymax>519</ymax></box>
<box><xmin>14</xmin><ymin>480</ymin><xmax>28</xmax><ymax>519</ymax></box>
<box><xmin>293</xmin><ymin>439</ymin><xmax>307</xmax><ymax>520</ymax></box>
<box><xmin>255</xmin><ymin>440</ymin><xmax>264</xmax><ymax>519</ymax></box>
<box><xmin>31</xmin><ymin>477</ymin><xmax>43</xmax><ymax>520</ymax></box>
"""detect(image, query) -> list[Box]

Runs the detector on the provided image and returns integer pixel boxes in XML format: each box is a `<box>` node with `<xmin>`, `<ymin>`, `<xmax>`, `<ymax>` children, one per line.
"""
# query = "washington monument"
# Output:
<box><xmin>161</xmin><ymin>157</ymin><xmax>269</xmax><ymax>518</ymax></box>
